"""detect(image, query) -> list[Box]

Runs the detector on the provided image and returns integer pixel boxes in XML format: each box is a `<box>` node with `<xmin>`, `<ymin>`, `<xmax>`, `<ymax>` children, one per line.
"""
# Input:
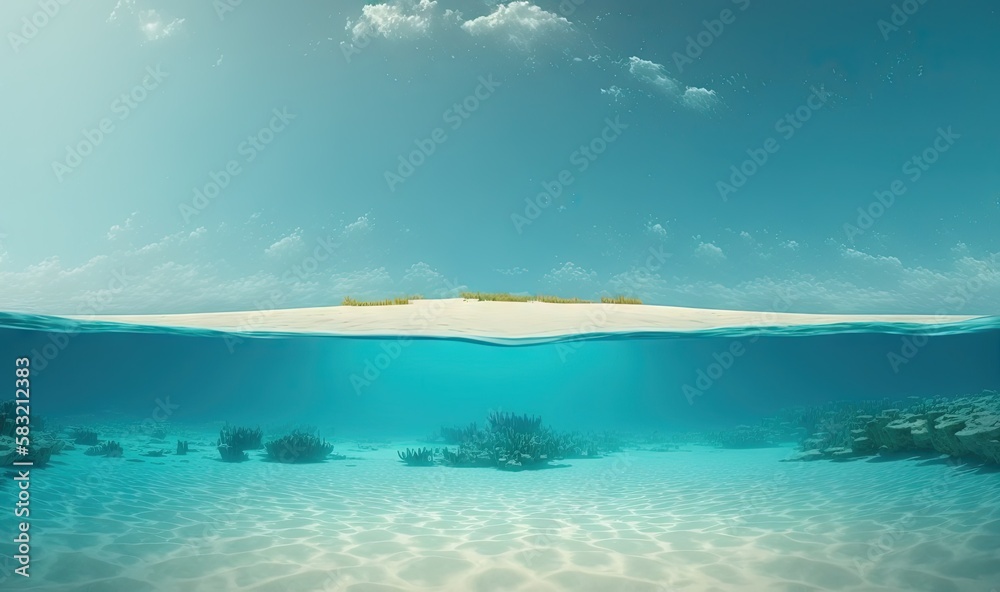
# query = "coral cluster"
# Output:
<box><xmin>0</xmin><ymin>401</ymin><xmax>15</xmax><ymax>438</ymax></box>
<box><xmin>85</xmin><ymin>441</ymin><xmax>123</xmax><ymax>458</ymax></box>
<box><xmin>397</xmin><ymin>447</ymin><xmax>434</xmax><ymax>466</ymax></box>
<box><xmin>72</xmin><ymin>429</ymin><xmax>100</xmax><ymax>446</ymax></box>
<box><xmin>217</xmin><ymin>425</ymin><xmax>262</xmax><ymax>462</ymax></box>
<box><xmin>0</xmin><ymin>436</ymin><xmax>64</xmax><ymax>467</ymax></box>
<box><xmin>487</xmin><ymin>411</ymin><xmax>541</xmax><ymax>434</ymax></box>
<box><xmin>411</xmin><ymin>412</ymin><xmax>620</xmax><ymax>471</ymax></box>
<box><xmin>440</xmin><ymin>422</ymin><xmax>479</xmax><ymax>445</ymax></box>
<box><xmin>265</xmin><ymin>431</ymin><xmax>336</xmax><ymax>463</ymax></box>
<box><xmin>176</xmin><ymin>440</ymin><xmax>189</xmax><ymax>455</ymax></box>
<box><xmin>785</xmin><ymin>391</ymin><xmax>1000</xmax><ymax>464</ymax></box>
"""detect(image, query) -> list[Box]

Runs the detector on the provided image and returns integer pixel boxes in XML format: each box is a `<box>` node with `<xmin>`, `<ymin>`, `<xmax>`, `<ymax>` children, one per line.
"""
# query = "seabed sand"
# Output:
<box><xmin>18</xmin><ymin>440</ymin><xmax>1000</xmax><ymax>592</ymax></box>
<box><xmin>69</xmin><ymin>299</ymin><xmax>986</xmax><ymax>342</ymax></box>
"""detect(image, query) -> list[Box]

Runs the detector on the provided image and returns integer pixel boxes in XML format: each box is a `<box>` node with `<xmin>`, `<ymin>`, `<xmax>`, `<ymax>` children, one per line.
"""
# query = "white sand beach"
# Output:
<box><xmin>67</xmin><ymin>299</ymin><xmax>987</xmax><ymax>340</ymax></box>
<box><xmin>18</xmin><ymin>440</ymin><xmax>1000</xmax><ymax>592</ymax></box>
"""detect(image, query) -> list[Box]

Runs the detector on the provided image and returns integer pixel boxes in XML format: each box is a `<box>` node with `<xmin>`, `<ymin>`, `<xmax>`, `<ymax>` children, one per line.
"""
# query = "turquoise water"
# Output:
<box><xmin>3</xmin><ymin>314</ymin><xmax>999</xmax><ymax>433</ymax></box>
<box><xmin>1</xmin><ymin>316</ymin><xmax>999</xmax><ymax>590</ymax></box>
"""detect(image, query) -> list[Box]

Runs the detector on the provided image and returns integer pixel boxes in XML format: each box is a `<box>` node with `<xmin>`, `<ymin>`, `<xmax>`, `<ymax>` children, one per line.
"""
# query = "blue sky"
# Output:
<box><xmin>1</xmin><ymin>0</ymin><xmax>998</xmax><ymax>315</ymax></box>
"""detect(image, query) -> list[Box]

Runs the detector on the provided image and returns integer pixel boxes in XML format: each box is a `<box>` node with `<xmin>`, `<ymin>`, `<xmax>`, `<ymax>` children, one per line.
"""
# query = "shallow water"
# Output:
<box><xmin>1</xmin><ymin>317</ymin><xmax>999</xmax><ymax>590</ymax></box>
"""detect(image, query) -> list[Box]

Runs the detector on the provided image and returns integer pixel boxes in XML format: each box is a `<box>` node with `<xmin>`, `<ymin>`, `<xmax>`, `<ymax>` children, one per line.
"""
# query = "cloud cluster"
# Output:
<box><xmin>349</xmin><ymin>0</ymin><xmax>449</xmax><ymax>40</ymax></box>
<box><xmin>628</xmin><ymin>57</ymin><xmax>719</xmax><ymax>111</ymax></box>
<box><xmin>461</xmin><ymin>1</ymin><xmax>571</xmax><ymax>38</ymax></box>
<box><xmin>264</xmin><ymin>229</ymin><xmax>305</xmax><ymax>258</ymax></box>
<box><xmin>108</xmin><ymin>0</ymin><xmax>184</xmax><ymax>42</ymax></box>
<box><xmin>349</xmin><ymin>1</ymin><xmax>570</xmax><ymax>46</ymax></box>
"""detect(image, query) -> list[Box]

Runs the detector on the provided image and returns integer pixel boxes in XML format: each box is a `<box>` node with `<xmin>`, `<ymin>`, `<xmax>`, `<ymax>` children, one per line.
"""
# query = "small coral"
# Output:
<box><xmin>397</xmin><ymin>447</ymin><xmax>435</xmax><ymax>466</ymax></box>
<box><xmin>217</xmin><ymin>444</ymin><xmax>249</xmax><ymax>462</ymax></box>
<box><xmin>85</xmin><ymin>441</ymin><xmax>123</xmax><ymax>458</ymax></box>
<box><xmin>265</xmin><ymin>431</ymin><xmax>335</xmax><ymax>463</ymax></box>
<box><xmin>72</xmin><ymin>428</ymin><xmax>100</xmax><ymax>446</ymax></box>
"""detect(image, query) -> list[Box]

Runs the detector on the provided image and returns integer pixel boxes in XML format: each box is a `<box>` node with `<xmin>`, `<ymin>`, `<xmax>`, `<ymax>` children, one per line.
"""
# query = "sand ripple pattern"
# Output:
<box><xmin>6</xmin><ymin>446</ymin><xmax>1000</xmax><ymax>591</ymax></box>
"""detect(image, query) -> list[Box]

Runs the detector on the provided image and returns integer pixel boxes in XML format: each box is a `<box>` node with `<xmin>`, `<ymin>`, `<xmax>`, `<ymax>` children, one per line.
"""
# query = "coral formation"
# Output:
<box><xmin>0</xmin><ymin>400</ymin><xmax>25</xmax><ymax>438</ymax></box>
<box><xmin>85</xmin><ymin>441</ymin><xmax>124</xmax><ymax>458</ymax></box>
<box><xmin>217</xmin><ymin>425</ymin><xmax>262</xmax><ymax>462</ymax></box>
<box><xmin>434</xmin><ymin>412</ymin><xmax>619</xmax><ymax>470</ymax></box>
<box><xmin>783</xmin><ymin>391</ymin><xmax>1000</xmax><ymax>464</ymax></box>
<box><xmin>176</xmin><ymin>440</ymin><xmax>189</xmax><ymax>455</ymax></box>
<box><xmin>217</xmin><ymin>444</ymin><xmax>248</xmax><ymax>462</ymax></box>
<box><xmin>397</xmin><ymin>447</ymin><xmax>435</xmax><ymax>466</ymax></box>
<box><xmin>265</xmin><ymin>431</ymin><xmax>335</xmax><ymax>463</ymax></box>
<box><xmin>0</xmin><ymin>436</ymin><xmax>63</xmax><ymax>467</ymax></box>
<box><xmin>439</xmin><ymin>422</ymin><xmax>479</xmax><ymax>445</ymax></box>
<box><xmin>72</xmin><ymin>429</ymin><xmax>100</xmax><ymax>446</ymax></box>
<box><xmin>487</xmin><ymin>411</ymin><xmax>541</xmax><ymax>434</ymax></box>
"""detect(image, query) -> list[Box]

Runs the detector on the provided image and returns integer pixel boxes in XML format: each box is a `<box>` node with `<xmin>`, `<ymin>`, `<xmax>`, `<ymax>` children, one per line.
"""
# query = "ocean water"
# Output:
<box><xmin>1</xmin><ymin>315</ymin><xmax>1000</xmax><ymax>591</ymax></box>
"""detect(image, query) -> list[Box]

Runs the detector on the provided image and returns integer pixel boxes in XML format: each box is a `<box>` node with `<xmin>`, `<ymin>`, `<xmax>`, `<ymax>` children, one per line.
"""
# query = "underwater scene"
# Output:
<box><xmin>3</xmin><ymin>0</ymin><xmax>1000</xmax><ymax>591</ymax></box>
<box><xmin>1</xmin><ymin>314</ymin><xmax>999</xmax><ymax>591</ymax></box>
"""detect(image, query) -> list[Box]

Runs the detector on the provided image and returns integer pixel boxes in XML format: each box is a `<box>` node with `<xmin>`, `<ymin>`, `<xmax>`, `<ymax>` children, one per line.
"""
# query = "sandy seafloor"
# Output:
<box><xmin>9</xmin><ymin>439</ymin><xmax>1000</xmax><ymax>592</ymax></box>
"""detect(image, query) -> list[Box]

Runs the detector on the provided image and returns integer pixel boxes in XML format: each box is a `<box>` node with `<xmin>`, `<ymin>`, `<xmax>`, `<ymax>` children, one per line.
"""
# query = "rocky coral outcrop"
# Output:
<box><xmin>784</xmin><ymin>391</ymin><xmax>1000</xmax><ymax>465</ymax></box>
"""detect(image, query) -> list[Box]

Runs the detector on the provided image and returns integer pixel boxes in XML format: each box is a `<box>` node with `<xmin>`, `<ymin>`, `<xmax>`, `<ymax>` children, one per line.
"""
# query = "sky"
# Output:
<box><xmin>0</xmin><ymin>0</ymin><xmax>998</xmax><ymax>316</ymax></box>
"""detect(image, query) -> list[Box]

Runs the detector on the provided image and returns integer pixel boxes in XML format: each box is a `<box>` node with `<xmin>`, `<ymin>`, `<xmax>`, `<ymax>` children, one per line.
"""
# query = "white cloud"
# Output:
<box><xmin>138</xmin><ymin>9</ymin><xmax>184</xmax><ymax>41</ymax></box>
<box><xmin>349</xmin><ymin>0</ymin><xmax>448</xmax><ymax>40</ymax></box>
<box><xmin>628</xmin><ymin>57</ymin><xmax>681</xmax><ymax>95</ymax></box>
<box><xmin>264</xmin><ymin>229</ymin><xmax>305</xmax><ymax>258</ymax></box>
<box><xmin>682</xmin><ymin>87</ymin><xmax>718</xmax><ymax>111</ymax></box>
<box><xmin>646</xmin><ymin>221</ymin><xmax>668</xmax><ymax>238</ymax></box>
<box><xmin>109</xmin><ymin>1</ymin><xmax>184</xmax><ymax>42</ymax></box>
<box><xmin>400</xmin><ymin>262</ymin><xmax>465</xmax><ymax>296</ymax></box>
<box><xmin>782</xmin><ymin>240</ymin><xmax>800</xmax><ymax>250</ymax></box>
<box><xmin>344</xmin><ymin>215</ymin><xmax>373</xmax><ymax>235</ymax></box>
<box><xmin>544</xmin><ymin>262</ymin><xmax>597</xmax><ymax>285</ymax></box>
<box><xmin>461</xmin><ymin>2</ymin><xmax>571</xmax><ymax>42</ymax></box>
<box><xmin>107</xmin><ymin>212</ymin><xmax>138</xmax><ymax>240</ymax></box>
<box><xmin>135</xmin><ymin>227</ymin><xmax>206</xmax><ymax>255</ymax></box>
<box><xmin>695</xmin><ymin>242</ymin><xmax>726</xmax><ymax>261</ymax></box>
<box><xmin>601</xmin><ymin>86</ymin><xmax>624</xmax><ymax>100</ymax></box>
<box><xmin>627</xmin><ymin>56</ymin><xmax>719</xmax><ymax>111</ymax></box>
<box><xmin>496</xmin><ymin>266</ymin><xmax>529</xmax><ymax>276</ymax></box>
